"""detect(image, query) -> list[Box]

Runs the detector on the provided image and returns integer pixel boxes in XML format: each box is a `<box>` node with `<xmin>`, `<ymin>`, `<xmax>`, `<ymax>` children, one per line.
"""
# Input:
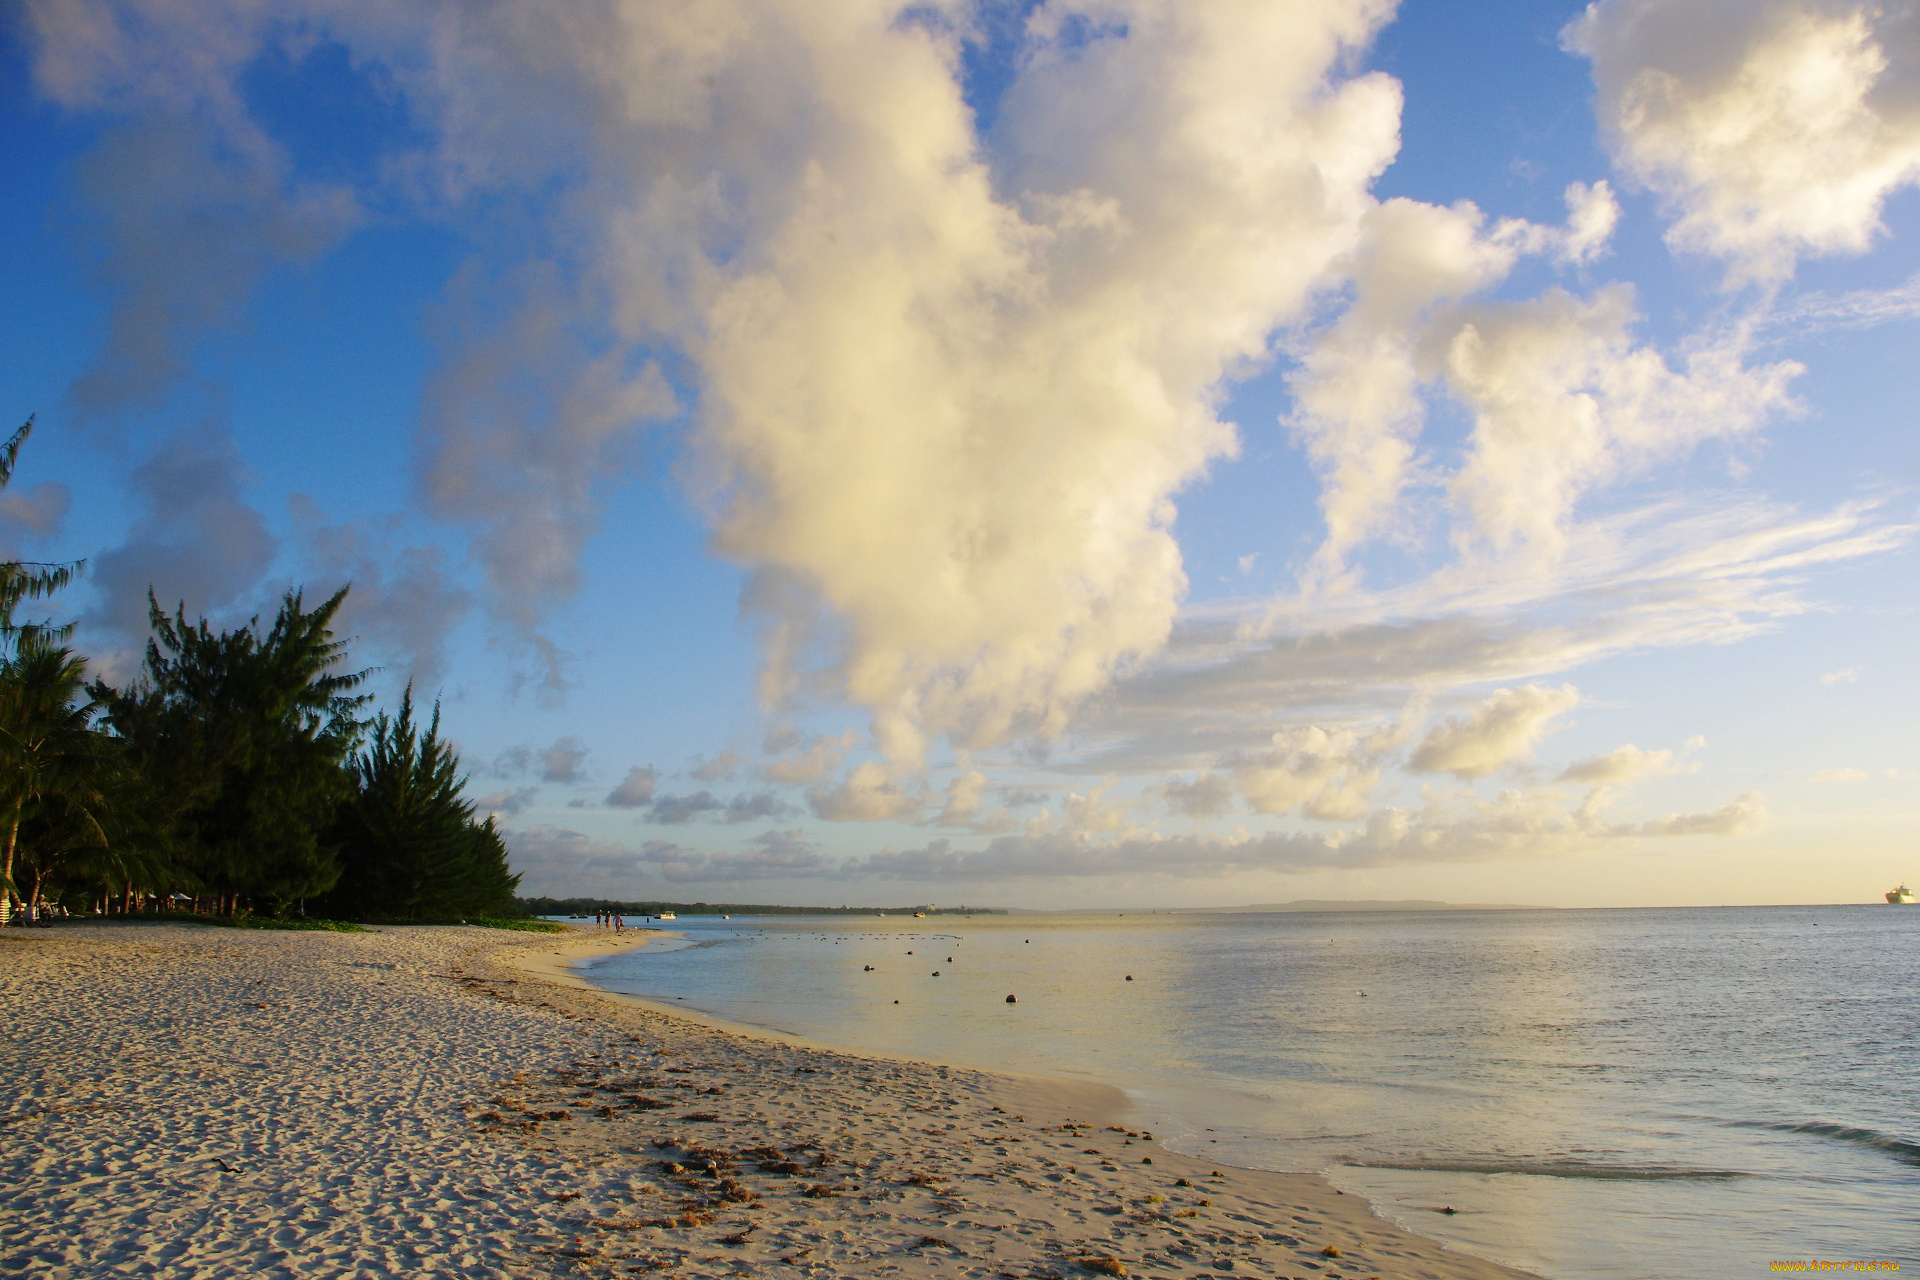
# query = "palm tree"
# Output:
<box><xmin>0</xmin><ymin>418</ymin><xmax>83</xmax><ymax>657</ymax></box>
<box><xmin>0</xmin><ymin>645</ymin><xmax>108</xmax><ymax>924</ymax></box>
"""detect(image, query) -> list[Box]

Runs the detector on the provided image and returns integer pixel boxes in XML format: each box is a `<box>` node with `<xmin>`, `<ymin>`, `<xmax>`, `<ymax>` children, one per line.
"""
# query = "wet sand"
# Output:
<box><xmin>0</xmin><ymin>923</ymin><xmax>1540</xmax><ymax>1279</ymax></box>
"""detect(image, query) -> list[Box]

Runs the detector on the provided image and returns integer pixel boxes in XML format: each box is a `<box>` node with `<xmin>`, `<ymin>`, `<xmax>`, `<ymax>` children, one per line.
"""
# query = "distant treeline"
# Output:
<box><xmin>0</xmin><ymin>419</ymin><xmax>520</xmax><ymax>926</ymax></box>
<box><xmin>520</xmin><ymin>897</ymin><xmax>1001</xmax><ymax>917</ymax></box>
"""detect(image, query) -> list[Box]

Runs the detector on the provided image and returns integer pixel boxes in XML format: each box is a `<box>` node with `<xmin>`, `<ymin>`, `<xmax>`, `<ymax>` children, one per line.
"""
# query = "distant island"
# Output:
<box><xmin>1021</xmin><ymin>899</ymin><xmax>1549</xmax><ymax>914</ymax></box>
<box><xmin>1176</xmin><ymin>899</ymin><xmax>1546</xmax><ymax>913</ymax></box>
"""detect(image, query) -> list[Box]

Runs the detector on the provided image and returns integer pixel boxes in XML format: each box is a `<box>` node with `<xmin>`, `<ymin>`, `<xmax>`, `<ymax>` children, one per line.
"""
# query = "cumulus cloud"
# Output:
<box><xmin>1558</xmin><ymin>743</ymin><xmax>1674</xmax><ymax>785</ymax></box>
<box><xmin>1628</xmin><ymin>792</ymin><xmax>1767</xmax><ymax>836</ymax></box>
<box><xmin>1288</xmin><ymin>186</ymin><xmax>1629</xmax><ymax>582</ymax></box>
<box><xmin>1440</xmin><ymin>290</ymin><xmax>1797</xmax><ymax>560</ymax></box>
<box><xmin>495</xmin><ymin>736</ymin><xmax>591</xmax><ymax>783</ymax></box>
<box><xmin>289</xmin><ymin>498</ymin><xmax>473</xmax><ymax>691</ymax></box>
<box><xmin>83</xmin><ymin>424</ymin><xmax>277</xmax><ymax>645</ymax></box>
<box><xmin>59</xmin><ymin>119</ymin><xmax>356</xmax><ymax>418</ymax></box>
<box><xmin>1409</xmin><ymin>684</ymin><xmax>1580</xmax><ymax>779</ymax></box>
<box><xmin>935</xmin><ymin>769</ymin><xmax>990</xmax><ymax>825</ymax></box>
<box><xmin>1569</xmin><ymin>0</ymin><xmax>1920</xmax><ymax>282</ymax></box>
<box><xmin>691</xmin><ymin>749</ymin><xmax>743</xmax><ymax>782</ymax></box>
<box><xmin>647</xmin><ymin>790</ymin><xmax>725</xmax><ymax>825</ymax></box>
<box><xmin>1163</xmin><ymin>772</ymin><xmax>1235</xmax><ymax>819</ymax></box>
<box><xmin>473</xmin><ymin>786</ymin><xmax>537</xmax><ymax>816</ymax></box>
<box><xmin>762</xmin><ymin>730</ymin><xmax>856</xmax><ymax>785</ymax></box>
<box><xmin>1289</xmin><ymin>185</ymin><xmax>1791</xmax><ymax>584</ymax></box>
<box><xmin>808</xmin><ymin>760</ymin><xmax>922</xmax><ymax>822</ymax></box>
<box><xmin>643</xmin><ymin>786</ymin><xmax>796</xmax><ymax>825</ymax></box>
<box><xmin>508</xmin><ymin>824</ymin><xmax>828</xmax><ymax>887</ymax></box>
<box><xmin>0</xmin><ymin>477</ymin><xmax>70</xmax><ymax>558</ymax></box>
<box><xmin>604</xmin><ymin>766</ymin><xmax>658</xmax><ymax>808</ymax></box>
<box><xmin>1235</xmin><ymin>724</ymin><xmax>1384</xmax><ymax>820</ymax></box>
<box><xmin>858</xmin><ymin>782</ymin><xmax>1768</xmax><ymax>880</ymax></box>
<box><xmin>1819</xmin><ymin>667</ymin><xmax>1860</xmax><ymax>685</ymax></box>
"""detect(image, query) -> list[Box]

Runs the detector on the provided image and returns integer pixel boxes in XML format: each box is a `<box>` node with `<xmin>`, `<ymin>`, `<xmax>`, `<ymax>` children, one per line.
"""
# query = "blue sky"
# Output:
<box><xmin>2</xmin><ymin>0</ymin><xmax>1916</xmax><ymax>907</ymax></box>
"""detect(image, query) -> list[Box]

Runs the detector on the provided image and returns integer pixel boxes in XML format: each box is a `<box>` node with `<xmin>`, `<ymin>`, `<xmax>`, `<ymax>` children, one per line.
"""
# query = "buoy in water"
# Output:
<box><xmin>1005</xmin><ymin>994</ymin><xmax>1017</xmax><ymax>1003</ymax></box>
<box><xmin>1124</xmin><ymin>975</ymin><xmax>1133</xmax><ymax>981</ymax></box>
<box><xmin>863</xmin><ymin>965</ymin><xmax>874</xmax><ymax>971</ymax></box>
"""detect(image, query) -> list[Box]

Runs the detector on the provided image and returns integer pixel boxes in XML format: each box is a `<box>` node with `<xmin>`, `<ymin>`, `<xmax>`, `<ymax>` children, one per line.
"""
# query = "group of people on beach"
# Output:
<box><xmin>595</xmin><ymin>909</ymin><xmax>626</xmax><ymax>932</ymax></box>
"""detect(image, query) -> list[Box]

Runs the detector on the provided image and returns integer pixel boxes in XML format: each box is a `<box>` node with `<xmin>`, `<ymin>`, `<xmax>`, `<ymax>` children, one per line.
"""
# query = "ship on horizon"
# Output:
<box><xmin>1888</xmin><ymin>885</ymin><xmax>1916</xmax><ymax>904</ymax></box>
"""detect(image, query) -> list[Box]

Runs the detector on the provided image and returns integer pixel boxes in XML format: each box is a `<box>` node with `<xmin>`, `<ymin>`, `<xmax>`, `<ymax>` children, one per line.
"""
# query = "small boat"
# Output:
<box><xmin>658</xmin><ymin>911</ymin><xmax>678</xmax><ymax>920</ymax></box>
<box><xmin>1888</xmin><ymin>884</ymin><xmax>1916</xmax><ymax>904</ymax></box>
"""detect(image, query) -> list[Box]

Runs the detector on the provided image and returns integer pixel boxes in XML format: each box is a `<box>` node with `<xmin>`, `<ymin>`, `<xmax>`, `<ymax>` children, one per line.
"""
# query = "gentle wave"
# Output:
<box><xmin>1346</xmin><ymin>1158</ymin><xmax>1753</xmax><ymax>1181</ymax></box>
<box><xmin>1726</xmin><ymin>1120</ymin><xmax>1920</xmax><ymax>1167</ymax></box>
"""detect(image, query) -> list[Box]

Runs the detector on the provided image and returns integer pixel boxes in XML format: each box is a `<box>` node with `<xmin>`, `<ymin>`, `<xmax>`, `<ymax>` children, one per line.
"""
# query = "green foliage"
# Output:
<box><xmin>0</xmin><ymin>645</ymin><xmax>126</xmax><ymax>924</ymax></box>
<box><xmin>465</xmin><ymin>916</ymin><xmax>565</xmax><ymax>932</ymax></box>
<box><xmin>320</xmin><ymin>688</ymin><xmax>521</xmax><ymax>921</ymax></box>
<box><xmin>54</xmin><ymin>911</ymin><xmax>370</xmax><ymax>932</ymax></box>
<box><xmin>92</xmin><ymin>588</ymin><xmax>370</xmax><ymax>913</ymax></box>
<box><xmin>0</xmin><ymin>416</ymin><xmax>530</xmax><ymax>928</ymax></box>
<box><xmin>0</xmin><ymin>418</ymin><xmax>84</xmax><ymax>656</ymax></box>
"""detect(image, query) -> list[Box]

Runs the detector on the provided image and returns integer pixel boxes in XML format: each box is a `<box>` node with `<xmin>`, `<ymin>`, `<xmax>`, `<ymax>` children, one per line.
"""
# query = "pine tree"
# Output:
<box><xmin>93</xmin><ymin>588</ymin><xmax>370</xmax><ymax>915</ymax></box>
<box><xmin>324</xmin><ymin>687</ymin><xmax>520</xmax><ymax>920</ymax></box>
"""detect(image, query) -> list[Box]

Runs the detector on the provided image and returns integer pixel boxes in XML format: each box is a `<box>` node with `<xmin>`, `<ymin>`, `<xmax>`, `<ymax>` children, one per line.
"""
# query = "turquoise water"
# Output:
<box><xmin>579</xmin><ymin>906</ymin><xmax>1920</xmax><ymax>1280</ymax></box>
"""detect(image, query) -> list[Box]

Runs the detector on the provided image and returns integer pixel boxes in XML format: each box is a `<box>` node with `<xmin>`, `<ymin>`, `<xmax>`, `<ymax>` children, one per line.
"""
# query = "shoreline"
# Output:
<box><xmin>507</xmin><ymin>923</ymin><xmax>1541</xmax><ymax>1280</ymax></box>
<box><xmin>511</xmin><ymin>927</ymin><xmax>1139</xmax><ymax>1129</ymax></box>
<box><xmin>2</xmin><ymin>921</ymin><xmax>1542</xmax><ymax>1279</ymax></box>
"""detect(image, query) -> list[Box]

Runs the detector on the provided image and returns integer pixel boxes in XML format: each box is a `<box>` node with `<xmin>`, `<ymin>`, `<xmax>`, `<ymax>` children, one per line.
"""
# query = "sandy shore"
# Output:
<box><xmin>0</xmin><ymin>923</ymin><xmax>1539</xmax><ymax>1280</ymax></box>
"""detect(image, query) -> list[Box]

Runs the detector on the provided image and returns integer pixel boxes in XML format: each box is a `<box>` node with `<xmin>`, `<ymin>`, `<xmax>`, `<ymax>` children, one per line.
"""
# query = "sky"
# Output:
<box><xmin>2</xmin><ymin>0</ymin><xmax>1917</xmax><ymax>909</ymax></box>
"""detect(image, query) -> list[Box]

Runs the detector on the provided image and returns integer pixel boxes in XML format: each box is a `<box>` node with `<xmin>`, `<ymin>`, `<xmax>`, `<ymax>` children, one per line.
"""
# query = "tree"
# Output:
<box><xmin>0</xmin><ymin>418</ymin><xmax>83</xmax><ymax>657</ymax></box>
<box><xmin>323</xmin><ymin>687</ymin><xmax>521</xmax><ymax>920</ymax></box>
<box><xmin>0</xmin><ymin>645</ymin><xmax>111</xmax><ymax>925</ymax></box>
<box><xmin>93</xmin><ymin>588</ymin><xmax>370</xmax><ymax>915</ymax></box>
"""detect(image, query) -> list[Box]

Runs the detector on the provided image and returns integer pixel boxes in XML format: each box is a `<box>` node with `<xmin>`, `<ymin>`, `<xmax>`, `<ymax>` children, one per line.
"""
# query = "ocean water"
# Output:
<box><xmin>579</xmin><ymin>905</ymin><xmax>1920</xmax><ymax>1280</ymax></box>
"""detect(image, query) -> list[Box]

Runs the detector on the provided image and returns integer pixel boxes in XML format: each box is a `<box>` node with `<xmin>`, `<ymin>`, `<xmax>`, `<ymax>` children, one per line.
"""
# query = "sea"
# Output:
<box><xmin>576</xmin><ymin>905</ymin><xmax>1919</xmax><ymax>1280</ymax></box>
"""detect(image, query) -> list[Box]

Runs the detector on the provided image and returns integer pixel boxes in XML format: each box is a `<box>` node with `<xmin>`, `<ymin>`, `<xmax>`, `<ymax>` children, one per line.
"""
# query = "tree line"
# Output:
<box><xmin>0</xmin><ymin>419</ymin><xmax>520</xmax><ymax>925</ymax></box>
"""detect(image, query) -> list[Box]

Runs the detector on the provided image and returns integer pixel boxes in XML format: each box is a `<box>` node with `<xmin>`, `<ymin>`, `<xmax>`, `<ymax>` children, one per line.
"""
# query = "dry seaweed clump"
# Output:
<box><xmin>1077</xmin><ymin>1257</ymin><xmax>1127</xmax><ymax>1276</ymax></box>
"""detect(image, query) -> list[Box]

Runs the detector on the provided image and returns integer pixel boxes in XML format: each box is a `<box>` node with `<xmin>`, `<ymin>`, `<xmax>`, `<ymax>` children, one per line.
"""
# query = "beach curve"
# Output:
<box><xmin>1</xmin><ymin>921</ymin><xmax>1541</xmax><ymax>1280</ymax></box>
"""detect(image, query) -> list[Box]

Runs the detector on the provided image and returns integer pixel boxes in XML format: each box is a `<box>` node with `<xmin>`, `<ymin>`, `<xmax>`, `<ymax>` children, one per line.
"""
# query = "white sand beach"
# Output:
<box><xmin>0</xmin><ymin>923</ymin><xmax>1540</xmax><ymax>1280</ymax></box>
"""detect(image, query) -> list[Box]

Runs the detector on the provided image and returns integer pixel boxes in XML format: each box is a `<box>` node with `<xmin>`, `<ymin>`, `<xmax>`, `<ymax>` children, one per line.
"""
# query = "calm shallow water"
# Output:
<box><xmin>580</xmin><ymin>906</ymin><xmax>1920</xmax><ymax>1280</ymax></box>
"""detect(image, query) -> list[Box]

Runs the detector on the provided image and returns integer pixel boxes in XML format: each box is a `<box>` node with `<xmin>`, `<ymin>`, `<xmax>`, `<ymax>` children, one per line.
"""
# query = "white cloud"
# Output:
<box><xmin>1063</xmin><ymin>781</ymin><xmax>1132</xmax><ymax>835</ymax></box>
<box><xmin>1628</xmin><ymin>792</ymin><xmax>1767</xmax><ymax>836</ymax></box>
<box><xmin>691</xmin><ymin>749</ymin><xmax>743</xmax><ymax>782</ymax></box>
<box><xmin>1819</xmin><ymin>667</ymin><xmax>1860</xmax><ymax>685</ymax></box>
<box><xmin>1163</xmin><ymin>772</ymin><xmax>1235</xmax><ymax>819</ymax></box>
<box><xmin>807</xmin><ymin>760</ymin><xmax>922</xmax><ymax>822</ymax></box>
<box><xmin>762</xmin><ymin>730</ymin><xmax>857</xmax><ymax>785</ymax></box>
<box><xmin>473</xmin><ymin>786</ymin><xmax>537</xmax><ymax>816</ymax></box>
<box><xmin>604</xmin><ymin>766</ymin><xmax>658</xmax><ymax>808</ymax></box>
<box><xmin>1558</xmin><ymin>743</ymin><xmax>1674</xmax><ymax>785</ymax></box>
<box><xmin>508</xmin><ymin>825</ymin><xmax>828</xmax><ymax>887</ymax></box>
<box><xmin>1409</xmin><ymin>684</ymin><xmax>1580</xmax><ymax>779</ymax></box>
<box><xmin>1569</xmin><ymin>0</ymin><xmax>1920</xmax><ymax>282</ymax></box>
<box><xmin>28</xmin><ymin>0</ymin><xmax>1415</xmax><ymax>762</ymax></box>
<box><xmin>935</xmin><ymin>769</ymin><xmax>989</xmax><ymax>826</ymax></box>
<box><xmin>1234</xmin><ymin>724</ymin><xmax>1385</xmax><ymax>820</ymax></box>
<box><xmin>1812</xmin><ymin>766</ymin><xmax>1871</xmax><ymax>782</ymax></box>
